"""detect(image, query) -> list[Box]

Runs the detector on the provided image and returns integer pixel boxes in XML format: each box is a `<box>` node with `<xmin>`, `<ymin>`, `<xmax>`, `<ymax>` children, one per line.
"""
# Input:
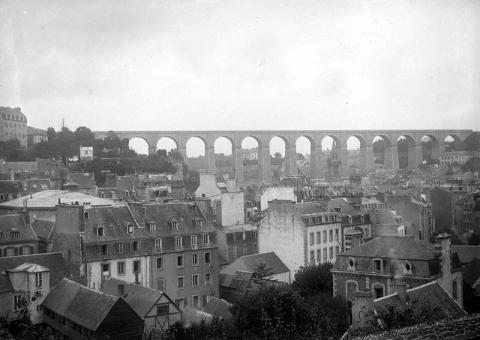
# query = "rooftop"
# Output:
<box><xmin>221</xmin><ymin>252</ymin><xmax>290</xmax><ymax>277</ymax></box>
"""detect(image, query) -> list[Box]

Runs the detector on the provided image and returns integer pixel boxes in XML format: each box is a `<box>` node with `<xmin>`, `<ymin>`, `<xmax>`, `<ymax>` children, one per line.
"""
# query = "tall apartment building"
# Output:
<box><xmin>258</xmin><ymin>200</ymin><xmax>342</xmax><ymax>277</ymax></box>
<box><xmin>52</xmin><ymin>201</ymin><xmax>219</xmax><ymax>310</ymax></box>
<box><xmin>0</xmin><ymin>107</ymin><xmax>28</xmax><ymax>148</ymax></box>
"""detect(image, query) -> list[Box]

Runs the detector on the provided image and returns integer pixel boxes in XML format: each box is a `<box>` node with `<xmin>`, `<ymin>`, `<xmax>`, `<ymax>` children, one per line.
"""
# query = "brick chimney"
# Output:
<box><xmin>434</xmin><ymin>233</ymin><xmax>452</xmax><ymax>294</ymax></box>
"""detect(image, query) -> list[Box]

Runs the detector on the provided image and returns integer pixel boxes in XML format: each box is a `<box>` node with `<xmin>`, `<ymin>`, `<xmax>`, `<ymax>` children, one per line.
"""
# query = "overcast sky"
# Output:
<box><xmin>1</xmin><ymin>0</ymin><xmax>479</xmax><ymax>155</ymax></box>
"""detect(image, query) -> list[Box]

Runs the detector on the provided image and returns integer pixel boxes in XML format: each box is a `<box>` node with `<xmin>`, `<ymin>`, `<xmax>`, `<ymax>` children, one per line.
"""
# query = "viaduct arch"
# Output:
<box><xmin>93</xmin><ymin>129</ymin><xmax>474</xmax><ymax>184</ymax></box>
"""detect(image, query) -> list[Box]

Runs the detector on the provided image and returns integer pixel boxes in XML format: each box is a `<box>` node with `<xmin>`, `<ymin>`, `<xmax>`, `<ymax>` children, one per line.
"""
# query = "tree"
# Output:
<box><xmin>252</xmin><ymin>262</ymin><xmax>275</xmax><ymax>280</ymax></box>
<box><xmin>296</xmin><ymin>153</ymin><xmax>305</xmax><ymax>161</ymax></box>
<box><xmin>468</xmin><ymin>233</ymin><xmax>480</xmax><ymax>245</ymax></box>
<box><xmin>292</xmin><ymin>262</ymin><xmax>333</xmax><ymax>296</ymax></box>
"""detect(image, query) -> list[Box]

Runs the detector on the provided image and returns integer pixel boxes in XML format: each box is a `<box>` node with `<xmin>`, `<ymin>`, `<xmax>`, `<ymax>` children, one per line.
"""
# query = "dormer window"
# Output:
<box><xmin>10</xmin><ymin>231</ymin><xmax>19</xmax><ymax>239</ymax></box>
<box><xmin>148</xmin><ymin>223</ymin><xmax>157</xmax><ymax>232</ymax></box>
<box><xmin>170</xmin><ymin>221</ymin><xmax>178</xmax><ymax>231</ymax></box>
<box><xmin>403</xmin><ymin>261</ymin><xmax>412</xmax><ymax>275</ymax></box>
<box><xmin>127</xmin><ymin>224</ymin><xmax>134</xmax><ymax>233</ymax></box>
<box><xmin>373</xmin><ymin>259</ymin><xmax>383</xmax><ymax>273</ymax></box>
<box><xmin>97</xmin><ymin>227</ymin><xmax>104</xmax><ymax>237</ymax></box>
<box><xmin>347</xmin><ymin>257</ymin><xmax>356</xmax><ymax>270</ymax></box>
<box><xmin>193</xmin><ymin>219</ymin><xmax>203</xmax><ymax>228</ymax></box>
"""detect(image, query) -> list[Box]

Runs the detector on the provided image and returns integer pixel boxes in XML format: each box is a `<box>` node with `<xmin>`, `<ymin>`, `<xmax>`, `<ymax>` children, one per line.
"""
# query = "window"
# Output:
<box><xmin>156</xmin><ymin>257</ymin><xmax>163</xmax><ymax>270</ymax></box>
<box><xmin>127</xmin><ymin>224</ymin><xmax>134</xmax><ymax>233</ymax></box>
<box><xmin>403</xmin><ymin>261</ymin><xmax>412</xmax><ymax>274</ymax></box>
<box><xmin>205</xmin><ymin>252</ymin><xmax>211</xmax><ymax>264</ymax></box>
<box><xmin>132</xmin><ymin>241</ymin><xmax>140</xmax><ymax>252</ymax></box>
<box><xmin>97</xmin><ymin>227</ymin><xmax>104</xmax><ymax>236</ymax></box>
<box><xmin>193</xmin><ymin>295</ymin><xmax>200</xmax><ymax>307</ymax></box>
<box><xmin>452</xmin><ymin>280</ymin><xmax>458</xmax><ymax>299</ymax></box>
<box><xmin>323</xmin><ymin>248</ymin><xmax>327</xmax><ymax>261</ymax></box>
<box><xmin>191</xmin><ymin>235</ymin><xmax>198</xmax><ymax>248</ymax></box>
<box><xmin>192</xmin><ymin>253</ymin><xmax>199</xmax><ymax>266</ymax></box>
<box><xmin>192</xmin><ymin>274</ymin><xmax>199</xmax><ymax>287</ymax></box>
<box><xmin>84</xmin><ymin>211</ymin><xmax>89</xmax><ymax>219</ymax></box>
<box><xmin>347</xmin><ymin>257</ymin><xmax>355</xmax><ymax>270</ymax></box>
<box><xmin>155</xmin><ymin>239</ymin><xmax>162</xmax><ymax>251</ymax></box>
<box><xmin>133</xmin><ymin>260</ymin><xmax>140</xmax><ymax>273</ymax></box>
<box><xmin>323</xmin><ymin>231</ymin><xmax>327</xmax><ymax>243</ymax></box>
<box><xmin>170</xmin><ymin>221</ymin><xmax>178</xmax><ymax>231</ymax></box>
<box><xmin>116</xmin><ymin>243</ymin><xmax>124</xmax><ymax>253</ymax></box>
<box><xmin>310</xmin><ymin>250</ymin><xmax>315</xmax><ymax>264</ymax></box>
<box><xmin>177</xmin><ymin>255</ymin><xmax>184</xmax><ymax>267</ymax></box>
<box><xmin>203</xmin><ymin>234</ymin><xmax>210</xmax><ymax>245</ymax></box>
<box><xmin>373</xmin><ymin>259</ymin><xmax>383</xmax><ymax>272</ymax></box>
<box><xmin>335</xmin><ymin>229</ymin><xmax>339</xmax><ymax>241</ymax></box>
<box><xmin>329</xmin><ymin>247</ymin><xmax>333</xmax><ymax>260</ymax></box>
<box><xmin>195</xmin><ymin>220</ymin><xmax>203</xmax><ymax>228</ymax></box>
<box><xmin>205</xmin><ymin>273</ymin><xmax>211</xmax><ymax>285</ymax></box>
<box><xmin>317</xmin><ymin>249</ymin><xmax>321</xmax><ymax>263</ymax></box>
<box><xmin>102</xmin><ymin>263</ymin><xmax>110</xmax><ymax>274</ymax></box>
<box><xmin>157</xmin><ymin>303</ymin><xmax>170</xmax><ymax>315</ymax></box>
<box><xmin>11</xmin><ymin>231</ymin><xmax>19</xmax><ymax>239</ymax></box>
<box><xmin>117</xmin><ymin>262</ymin><xmax>125</xmax><ymax>274</ymax></box>
<box><xmin>346</xmin><ymin>281</ymin><xmax>358</xmax><ymax>301</ymax></box>
<box><xmin>101</xmin><ymin>244</ymin><xmax>108</xmax><ymax>255</ymax></box>
<box><xmin>175</xmin><ymin>236</ymin><xmax>183</xmax><ymax>249</ymax></box>
<box><xmin>35</xmin><ymin>272</ymin><xmax>42</xmax><ymax>288</ymax></box>
<box><xmin>232</xmin><ymin>245</ymin><xmax>237</xmax><ymax>258</ymax></box>
<box><xmin>243</xmin><ymin>244</ymin><xmax>248</xmax><ymax>255</ymax></box>
<box><xmin>329</xmin><ymin>230</ymin><xmax>333</xmax><ymax>242</ymax></box>
<box><xmin>149</xmin><ymin>223</ymin><xmax>157</xmax><ymax>232</ymax></box>
<box><xmin>177</xmin><ymin>276</ymin><xmax>184</xmax><ymax>289</ymax></box>
<box><xmin>157</xmin><ymin>279</ymin><xmax>165</xmax><ymax>291</ymax></box>
<box><xmin>316</xmin><ymin>232</ymin><xmax>321</xmax><ymax>244</ymax></box>
<box><xmin>310</xmin><ymin>232</ymin><xmax>314</xmax><ymax>246</ymax></box>
<box><xmin>335</xmin><ymin>246</ymin><xmax>339</xmax><ymax>255</ymax></box>
<box><xmin>373</xmin><ymin>284</ymin><xmax>384</xmax><ymax>299</ymax></box>
<box><xmin>13</xmin><ymin>295</ymin><xmax>23</xmax><ymax>311</ymax></box>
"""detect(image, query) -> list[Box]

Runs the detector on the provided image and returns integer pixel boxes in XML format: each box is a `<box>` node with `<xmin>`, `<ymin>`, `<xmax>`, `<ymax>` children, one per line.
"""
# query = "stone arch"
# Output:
<box><xmin>372</xmin><ymin>135</ymin><xmax>392</xmax><ymax>168</ymax></box>
<box><xmin>269</xmin><ymin>136</ymin><xmax>289</xmax><ymax>183</ymax></box>
<box><xmin>443</xmin><ymin>134</ymin><xmax>464</xmax><ymax>152</ymax></box>
<box><xmin>296</xmin><ymin>135</ymin><xmax>314</xmax><ymax>177</ymax></box>
<box><xmin>156</xmin><ymin>136</ymin><xmax>178</xmax><ymax>156</ymax></box>
<box><xmin>214</xmin><ymin>136</ymin><xmax>234</xmax><ymax>178</ymax></box>
<box><xmin>396</xmin><ymin>135</ymin><xmax>416</xmax><ymax>169</ymax></box>
<box><xmin>321</xmin><ymin>135</ymin><xmax>343</xmax><ymax>179</ymax></box>
<box><xmin>128</xmin><ymin>137</ymin><xmax>150</xmax><ymax>155</ymax></box>
<box><xmin>185</xmin><ymin>137</ymin><xmax>207</xmax><ymax>172</ymax></box>
<box><xmin>346</xmin><ymin>135</ymin><xmax>368</xmax><ymax>175</ymax></box>
<box><xmin>420</xmin><ymin>135</ymin><xmax>440</xmax><ymax>164</ymax></box>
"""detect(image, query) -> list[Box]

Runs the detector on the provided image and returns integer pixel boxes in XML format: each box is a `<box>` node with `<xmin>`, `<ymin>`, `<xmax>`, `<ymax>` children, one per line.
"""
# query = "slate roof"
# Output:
<box><xmin>369</xmin><ymin>209</ymin><xmax>398</xmax><ymax>225</ymax></box>
<box><xmin>31</xmin><ymin>218</ymin><xmax>55</xmax><ymax>240</ymax></box>
<box><xmin>42</xmin><ymin>279</ymin><xmax>119</xmax><ymax>331</ymax></box>
<box><xmin>463</xmin><ymin>257</ymin><xmax>480</xmax><ymax>289</ymax></box>
<box><xmin>340</xmin><ymin>235</ymin><xmax>437</xmax><ymax>261</ymax></box>
<box><xmin>0</xmin><ymin>252</ymin><xmax>68</xmax><ymax>293</ymax></box>
<box><xmin>295</xmin><ymin>201</ymin><xmax>329</xmax><ymax>215</ymax></box>
<box><xmin>101</xmin><ymin>278</ymin><xmax>171</xmax><ymax>318</ymax></box>
<box><xmin>327</xmin><ymin>198</ymin><xmax>358</xmax><ymax>214</ymax></box>
<box><xmin>67</xmin><ymin>173</ymin><xmax>97</xmax><ymax>189</ymax></box>
<box><xmin>202</xmin><ymin>297</ymin><xmax>232</xmax><ymax>319</ymax></box>
<box><xmin>0</xmin><ymin>214</ymin><xmax>37</xmax><ymax>243</ymax></box>
<box><xmin>0</xmin><ymin>190</ymin><xmax>117</xmax><ymax>209</ymax></box>
<box><xmin>374</xmin><ymin>281</ymin><xmax>466</xmax><ymax>321</ymax></box>
<box><xmin>221</xmin><ymin>252</ymin><xmax>290</xmax><ymax>277</ymax></box>
<box><xmin>452</xmin><ymin>245</ymin><xmax>480</xmax><ymax>264</ymax></box>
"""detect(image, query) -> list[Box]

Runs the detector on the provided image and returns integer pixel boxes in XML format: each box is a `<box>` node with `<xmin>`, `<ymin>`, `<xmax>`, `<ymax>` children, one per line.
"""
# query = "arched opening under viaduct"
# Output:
<box><xmin>444</xmin><ymin>135</ymin><xmax>464</xmax><ymax>152</ymax></box>
<box><xmin>397</xmin><ymin>135</ymin><xmax>416</xmax><ymax>169</ymax></box>
<box><xmin>321</xmin><ymin>136</ymin><xmax>342</xmax><ymax>179</ymax></box>
<box><xmin>156</xmin><ymin>137</ymin><xmax>178</xmax><ymax>158</ymax></box>
<box><xmin>270</xmin><ymin>136</ymin><xmax>287</xmax><ymax>183</ymax></box>
<box><xmin>214</xmin><ymin>137</ymin><xmax>233</xmax><ymax>179</ymax></box>
<box><xmin>128</xmin><ymin>137</ymin><xmax>149</xmax><ymax>155</ymax></box>
<box><xmin>241</xmin><ymin>136</ymin><xmax>260</xmax><ymax>185</ymax></box>
<box><xmin>346</xmin><ymin>135</ymin><xmax>365</xmax><ymax>176</ymax></box>
<box><xmin>420</xmin><ymin>135</ymin><xmax>439</xmax><ymax>165</ymax></box>
<box><xmin>372</xmin><ymin>135</ymin><xmax>391</xmax><ymax>168</ymax></box>
<box><xmin>296</xmin><ymin>136</ymin><xmax>312</xmax><ymax>177</ymax></box>
<box><xmin>186</xmin><ymin>137</ymin><xmax>206</xmax><ymax>171</ymax></box>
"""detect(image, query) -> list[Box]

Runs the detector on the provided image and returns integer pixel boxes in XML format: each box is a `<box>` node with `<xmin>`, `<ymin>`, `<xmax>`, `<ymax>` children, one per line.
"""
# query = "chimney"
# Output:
<box><xmin>117</xmin><ymin>284</ymin><xmax>125</xmax><ymax>297</ymax></box>
<box><xmin>434</xmin><ymin>233</ymin><xmax>452</xmax><ymax>290</ymax></box>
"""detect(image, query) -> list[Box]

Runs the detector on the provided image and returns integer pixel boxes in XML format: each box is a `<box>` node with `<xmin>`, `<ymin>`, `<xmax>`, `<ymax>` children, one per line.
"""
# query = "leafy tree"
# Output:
<box><xmin>468</xmin><ymin>233</ymin><xmax>480</xmax><ymax>245</ymax></box>
<box><xmin>292</xmin><ymin>262</ymin><xmax>333</xmax><ymax>296</ymax></box>
<box><xmin>252</xmin><ymin>262</ymin><xmax>275</xmax><ymax>280</ymax></box>
<box><xmin>296</xmin><ymin>153</ymin><xmax>305</xmax><ymax>161</ymax></box>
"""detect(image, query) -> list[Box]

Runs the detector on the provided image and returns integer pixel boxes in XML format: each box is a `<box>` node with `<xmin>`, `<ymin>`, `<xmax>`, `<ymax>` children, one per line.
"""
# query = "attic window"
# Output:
<box><xmin>170</xmin><ymin>221</ymin><xmax>178</xmax><ymax>231</ymax></box>
<box><xmin>193</xmin><ymin>219</ymin><xmax>203</xmax><ymax>228</ymax></box>
<box><xmin>373</xmin><ymin>259</ymin><xmax>383</xmax><ymax>273</ymax></box>
<box><xmin>403</xmin><ymin>261</ymin><xmax>412</xmax><ymax>274</ymax></box>
<box><xmin>97</xmin><ymin>227</ymin><xmax>104</xmax><ymax>237</ymax></box>
<box><xmin>127</xmin><ymin>224</ymin><xmax>134</xmax><ymax>233</ymax></box>
<box><xmin>148</xmin><ymin>223</ymin><xmax>157</xmax><ymax>232</ymax></box>
<box><xmin>347</xmin><ymin>257</ymin><xmax>356</xmax><ymax>270</ymax></box>
<box><xmin>10</xmin><ymin>231</ymin><xmax>20</xmax><ymax>239</ymax></box>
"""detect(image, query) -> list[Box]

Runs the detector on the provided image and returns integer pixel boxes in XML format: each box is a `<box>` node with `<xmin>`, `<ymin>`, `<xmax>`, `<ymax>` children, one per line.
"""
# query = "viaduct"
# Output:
<box><xmin>93</xmin><ymin>129</ymin><xmax>474</xmax><ymax>184</ymax></box>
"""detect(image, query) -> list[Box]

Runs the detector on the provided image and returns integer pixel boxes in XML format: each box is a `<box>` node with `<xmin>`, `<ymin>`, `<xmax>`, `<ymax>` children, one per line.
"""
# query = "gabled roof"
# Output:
<box><xmin>0</xmin><ymin>214</ymin><xmax>37</xmax><ymax>243</ymax></box>
<box><xmin>339</xmin><ymin>235</ymin><xmax>437</xmax><ymax>261</ymax></box>
<box><xmin>0</xmin><ymin>252</ymin><xmax>68</xmax><ymax>293</ymax></box>
<box><xmin>374</xmin><ymin>281</ymin><xmax>466</xmax><ymax>321</ymax></box>
<box><xmin>221</xmin><ymin>252</ymin><xmax>290</xmax><ymax>277</ymax></box>
<box><xmin>67</xmin><ymin>173</ymin><xmax>96</xmax><ymax>189</ymax></box>
<box><xmin>327</xmin><ymin>198</ymin><xmax>358</xmax><ymax>215</ymax></box>
<box><xmin>8</xmin><ymin>262</ymin><xmax>49</xmax><ymax>273</ymax></box>
<box><xmin>295</xmin><ymin>201</ymin><xmax>329</xmax><ymax>215</ymax></box>
<box><xmin>219</xmin><ymin>271</ymin><xmax>253</xmax><ymax>292</ymax></box>
<box><xmin>452</xmin><ymin>245</ymin><xmax>480</xmax><ymax>264</ymax></box>
<box><xmin>42</xmin><ymin>278</ymin><xmax>119</xmax><ymax>331</ymax></box>
<box><xmin>101</xmin><ymin>278</ymin><xmax>170</xmax><ymax>318</ymax></box>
